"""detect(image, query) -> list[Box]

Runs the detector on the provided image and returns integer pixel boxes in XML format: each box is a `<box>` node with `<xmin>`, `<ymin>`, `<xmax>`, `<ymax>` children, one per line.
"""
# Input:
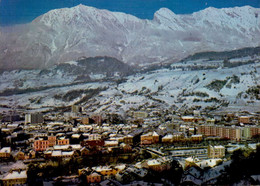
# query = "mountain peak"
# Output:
<box><xmin>153</xmin><ymin>7</ymin><xmax>183</xmax><ymax>30</ymax></box>
<box><xmin>72</xmin><ymin>3</ymin><xmax>99</xmax><ymax>13</ymax></box>
<box><xmin>33</xmin><ymin>4</ymin><xmax>101</xmax><ymax>26</ymax></box>
<box><xmin>33</xmin><ymin>4</ymin><xmax>140</xmax><ymax>28</ymax></box>
<box><xmin>1</xmin><ymin>5</ymin><xmax>260</xmax><ymax>70</ymax></box>
<box><xmin>153</xmin><ymin>8</ymin><xmax>177</xmax><ymax>20</ymax></box>
<box><xmin>197</xmin><ymin>5</ymin><xmax>258</xmax><ymax>16</ymax></box>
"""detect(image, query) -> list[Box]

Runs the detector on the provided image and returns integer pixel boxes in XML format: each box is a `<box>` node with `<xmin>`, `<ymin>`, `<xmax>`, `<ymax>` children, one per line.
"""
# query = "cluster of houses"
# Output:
<box><xmin>78</xmin><ymin>156</ymin><xmax>173</xmax><ymax>184</ymax></box>
<box><xmin>0</xmin><ymin>161</ymin><xmax>28</xmax><ymax>186</ymax></box>
<box><xmin>1</xmin><ymin>169</ymin><xmax>27</xmax><ymax>186</ymax></box>
<box><xmin>75</xmin><ymin>145</ymin><xmax>227</xmax><ymax>184</ymax></box>
<box><xmin>0</xmin><ymin>107</ymin><xmax>259</xmax><ymax>185</ymax></box>
<box><xmin>1</xmin><ymin>110</ymin><xmax>259</xmax><ymax>159</ymax></box>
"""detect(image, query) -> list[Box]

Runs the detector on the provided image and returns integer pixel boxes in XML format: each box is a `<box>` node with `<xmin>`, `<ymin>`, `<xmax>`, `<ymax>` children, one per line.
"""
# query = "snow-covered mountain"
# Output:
<box><xmin>0</xmin><ymin>48</ymin><xmax>259</xmax><ymax>113</ymax></box>
<box><xmin>0</xmin><ymin>5</ymin><xmax>260</xmax><ymax>70</ymax></box>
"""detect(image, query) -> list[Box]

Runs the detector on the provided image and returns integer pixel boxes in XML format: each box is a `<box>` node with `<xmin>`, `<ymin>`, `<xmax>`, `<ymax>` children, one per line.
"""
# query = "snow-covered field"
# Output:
<box><xmin>88</xmin><ymin>62</ymin><xmax>259</xmax><ymax>114</ymax></box>
<box><xmin>0</xmin><ymin>55</ymin><xmax>259</xmax><ymax>114</ymax></box>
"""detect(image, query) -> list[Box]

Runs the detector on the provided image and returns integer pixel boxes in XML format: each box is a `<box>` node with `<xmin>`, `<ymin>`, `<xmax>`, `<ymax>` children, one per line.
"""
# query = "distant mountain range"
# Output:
<box><xmin>0</xmin><ymin>5</ymin><xmax>259</xmax><ymax>70</ymax></box>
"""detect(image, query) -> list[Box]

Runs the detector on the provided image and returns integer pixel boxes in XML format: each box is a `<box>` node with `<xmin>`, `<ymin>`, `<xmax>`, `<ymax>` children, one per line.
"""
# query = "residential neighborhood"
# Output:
<box><xmin>0</xmin><ymin>106</ymin><xmax>260</xmax><ymax>185</ymax></box>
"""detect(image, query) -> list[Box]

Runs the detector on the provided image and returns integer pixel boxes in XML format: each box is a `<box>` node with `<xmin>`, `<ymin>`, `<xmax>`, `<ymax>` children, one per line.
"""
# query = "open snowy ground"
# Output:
<box><xmin>1</xmin><ymin>55</ymin><xmax>258</xmax><ymax>114</ymax></box>
<box><xmin>87</xmin><ymin>62</ymin><xmax>259</xmax><ymax>114</ymax></box>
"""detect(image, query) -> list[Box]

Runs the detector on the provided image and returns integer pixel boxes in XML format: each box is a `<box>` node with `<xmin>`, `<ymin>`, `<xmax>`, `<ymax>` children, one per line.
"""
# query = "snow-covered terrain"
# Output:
<box><xmin>0</xmin><ymin>5</ymin><xmax>260</xmax><ymax>69</ymax></box>
<box><xmin>89</xmin><ymin>61</ymin><xmax>260</xmax><ymax>114</ymax></box>
<box><xmin>0</xmin><ymin>50</ymin><xmax>259</xmax><ymax>113</ymax></box>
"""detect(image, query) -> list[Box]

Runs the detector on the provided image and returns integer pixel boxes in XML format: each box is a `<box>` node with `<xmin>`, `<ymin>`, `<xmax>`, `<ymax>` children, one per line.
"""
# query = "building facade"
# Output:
<box><xmin>34</xmin><ymin>139</ymin><xmax>49</xmax><ymax>151</ymax></box>
<box><xmin>25</xmin><ymin>113</ymin><xmax>44</xmax><ymax>124</ymax></box>
<box><xmin>208</xmin><ymin>145</ymin><xmax>225</xmax><ymax>158</ymax></box>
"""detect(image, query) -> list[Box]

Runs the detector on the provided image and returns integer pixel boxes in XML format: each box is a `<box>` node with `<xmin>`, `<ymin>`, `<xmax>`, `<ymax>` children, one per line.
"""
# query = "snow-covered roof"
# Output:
<box><xmin>213</xmin><ymin>145</ymin><xmax>225</xmax><ymax>149</ymax></box>
<box><xmin>109</xmin><ymin>133</ymin><xmax>117</xmax><ymax>137</ymax></box>
<box><xmin>6</xmin><ymin>124</ymin><xmax>19</xmax><ymax>128</ymax></box>
<box><xmin>248</xmin><ymin>143</ymin><xmax>259</xmax><ymax>150</ymax></box>
<box><xmin>104</xmin><ymin>141</ymin><xmax>118</xmax><ymax>146</ymax></box>
<box><xmin>53</xmin><ymin>145</ymin><xmax>68</xmax><ymax>150</ymax></box>
<box><xmin>62</xmin><ymin>151</ymin><xmax>74</xmax><ymax>156</ymax></box>
<box><xmin>1</xmin><ymin>128</ymin><xmax>11</xmax><ymax>132</ymax></box>
<box><xmin>227</xmin><ymin>146</ymin><xmax>241</xmax><ymax>153</ymax></box>
<box><xmin>251</xmin><ymin>175</ymin><xmax>260</xmax><ymax>182</ymax></box>
<box><xmin>89</xmin><ymin>172</ymin><xmax>101</xmax><ymax>177</ymax></box>
<box><xmin>71</xmin><ymin>134</ymin><xmax>80</xmax><ymax>138</ymax></box>
<box><xmin>182</xmin><ymin>116</ymin><xmax>194</xmax><ymax>119</ymax></box>
<box><xmin>134</xmin><ymin>162</ymin><xmax>142</xmax><ymax>169</ymax></box>
<box><xmin>103</xmin><ymin>126</ymin><xmax>112</xmax><ymax>131</ymax></box>
<box><xmin>52</xmin><ymin>151</ymin><xmax>62</xmax><ymax>156</ymax></box>
<box><xmin>147</xmin><ymin>159</ymin><xmax>161</xmax><ymax>166</ymax></box>
<box><xmin>53</xmin><ymin>144</ymin><xmax>81</xmax><ymax>150</ymax></box>
<box><xmin>58</xmin><ymin>136</ymin><xmax>66</xmax><ymax>140</ymax></box>
<box><xmin>182</xmin><ymin>174</ymin><xmax>202</xmax><ymax>185</ymax></box>
<box><xmin>56</xmin><ymin>133</ymin><xmax>65</xmax><ymax>136</ymax></box>
<box><xmin>195</xmin><ymin>159</ymin><xmax>222</xmax><ymax>169</ymax></box>
<box><xmin>0</xmin><ymin>147</ymin><xmax>11</xmax><ymax>153</ymax></box>
<box><xmin>162</xmin><ymin>134</ymin><xmax>173</xmax><ymax>139</ymax></box>
<box><xmin>44</xmin><ymin>150</ymin><xmax>52</xmax><ymax>154</ymax></box>
<box><xmin>10</xmin><ymin>161</ymin><xmax>27</xmax><ymax>170</ymax></box>
<box><xmin>93</xmin><ymin>166</ymin><xmax>112</xmax><ymax>172</ymax></box>
<box><xmin>115</xmin><ymin>164</ymin><xmax>126</xmax><ymax>171</ymax></box>
<box><xmin>239</xmin><ymin>116</ymin><xmax>250</xmax><ymax>118</ymax></box>
<box><xmin>191</xmin><ymin>134</ymin><xmax>203</xmax><ymax>137</ymax></box>
<box><xmin>185</xmin><ymin>157</ymin><xmax>199</xmax><ymax>163</ymax></box>
<box><xmin>3</xmin><ymin>170</ymin><xmax>27</xmax><ymax>180</ymax></box>
<box><xmin>141</xmin><ymin>132</ymin><xmax>153</xmax><ymax>137</ymax></box>
<box><xmin>51</xmin><ymin>151</ymin><xmax>74</xmax><ymax>156</ymax></box>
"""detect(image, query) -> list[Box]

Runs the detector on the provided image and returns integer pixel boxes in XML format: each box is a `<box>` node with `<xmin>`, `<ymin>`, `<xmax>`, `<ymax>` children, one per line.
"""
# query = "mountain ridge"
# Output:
<box><xmin>0</xmin><ymin>5</ymin><xmax>259</xmax><ymax>70</ymax></box>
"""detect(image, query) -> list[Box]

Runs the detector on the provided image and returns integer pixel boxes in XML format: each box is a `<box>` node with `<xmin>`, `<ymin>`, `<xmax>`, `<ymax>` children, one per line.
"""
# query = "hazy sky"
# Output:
<box><xmin>0</xmin><ymin>0</ymin><xmax>260</xmax><ymax>26</ymax></box>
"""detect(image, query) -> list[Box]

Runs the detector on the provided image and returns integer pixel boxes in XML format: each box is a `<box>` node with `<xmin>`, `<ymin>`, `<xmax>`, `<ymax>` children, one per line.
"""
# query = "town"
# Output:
<box><xmin>0</xmin><ymin>105</ymin><xmax>260</xmax><ymax>185</ymax></box>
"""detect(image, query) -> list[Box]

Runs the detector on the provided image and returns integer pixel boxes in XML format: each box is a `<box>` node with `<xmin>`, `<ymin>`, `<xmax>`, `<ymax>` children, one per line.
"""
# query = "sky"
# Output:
<box><xmin>0</xmin><ymin>0</ymin><xmax>260</xmax><ymax>26</ymax></box>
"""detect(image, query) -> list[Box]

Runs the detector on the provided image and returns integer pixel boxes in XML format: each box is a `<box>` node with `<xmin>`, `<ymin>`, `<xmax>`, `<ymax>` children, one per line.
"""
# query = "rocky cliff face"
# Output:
<box><xmin>0</xmin><ymin>5</ymin><xmax>259</xmax><ymax>70</ymax></box>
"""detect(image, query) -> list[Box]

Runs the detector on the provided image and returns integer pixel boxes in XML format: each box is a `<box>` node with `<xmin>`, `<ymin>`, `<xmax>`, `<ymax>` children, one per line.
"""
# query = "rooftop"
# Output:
<box><xmin>0</xmin><ymin>147</ymin><xmax>11</xmax><ymax>153</ymax></box>
<box><xmin>2</xmin><ymin>170</ymin><xmax>27</xmax><ymax>180</ymax></box>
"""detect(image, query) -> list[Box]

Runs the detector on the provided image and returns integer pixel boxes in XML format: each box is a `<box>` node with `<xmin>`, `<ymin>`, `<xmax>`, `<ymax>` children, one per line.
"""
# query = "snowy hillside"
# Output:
<box><xmin>0</xmin><ymin>5</ymin><xmax>259</xmax><ymax>69</ymax></box>
<box><xmin>88</xmin><ymin>58</ymin><xmax>260</xmax><ymax>114</ymax></box>
<box><xmin>0</xmin><ymin>49</ymin><xmax>259</xmax><ymax>113</ymax></box>
<box><xmin>0</xmin><ymin>56</ymin><xmax>131</xmax><ymax>93</ymax></box>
